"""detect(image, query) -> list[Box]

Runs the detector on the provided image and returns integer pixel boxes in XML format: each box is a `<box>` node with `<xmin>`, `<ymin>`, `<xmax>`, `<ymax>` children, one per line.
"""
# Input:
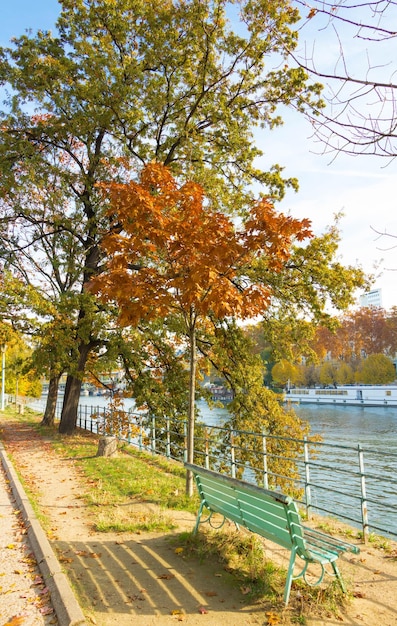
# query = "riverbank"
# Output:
<box><xmin>1</xmin><ymin>411</ymin><xmax>397</xmax><ymax>626</ymax></box>
<box><xmin>28</xmin><ymin>395</ymin><xmax>397</xmax><ymax>540</ymax></box>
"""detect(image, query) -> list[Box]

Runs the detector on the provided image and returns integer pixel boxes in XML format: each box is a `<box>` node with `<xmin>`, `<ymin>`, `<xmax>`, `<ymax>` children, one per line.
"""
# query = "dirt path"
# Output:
<box><xmin>1</xmin><ymin>416</ymin><xmax>396</xmax><ymax>626</ymax></box>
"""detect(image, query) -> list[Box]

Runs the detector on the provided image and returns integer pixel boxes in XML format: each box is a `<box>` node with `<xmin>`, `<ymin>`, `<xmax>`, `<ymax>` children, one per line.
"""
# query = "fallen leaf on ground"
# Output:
<box><xmin>4</xmin><ymin>617</ymin><xmax>25</xmax><ymax>626</ymax></box>
<box><xmin>158</xmin><ymin>573</ymin><xmax>175</xmax><ymax>580</ymax></box>
<box><xmin>266</xmin><ymin>612</ymin><xmax>281</xmax><ymax>625</ymax></box>
<box><xmin>75</xmin><ymin>550</ymin><xmax>101</xmax><ymax>558</ymax></box>
<box><xmin>58</xmin><ymin>555</ymin><xmax>73</xmax><ymax>563</ymax></box>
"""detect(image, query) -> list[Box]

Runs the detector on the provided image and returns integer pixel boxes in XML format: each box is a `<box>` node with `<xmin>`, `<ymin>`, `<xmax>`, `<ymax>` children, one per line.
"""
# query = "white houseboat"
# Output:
<box><xmin>284</xmin><ymin>385</ymin><xmax>397</xmax><ymax>407</ymax></box>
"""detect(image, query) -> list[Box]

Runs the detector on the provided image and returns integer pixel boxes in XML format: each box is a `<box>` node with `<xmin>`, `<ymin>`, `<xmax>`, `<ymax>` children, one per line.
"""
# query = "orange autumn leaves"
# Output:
<box><xmin>90</xmin><ymin>163</ymin><xmax>312</xmax><ymax>326</ymax></box>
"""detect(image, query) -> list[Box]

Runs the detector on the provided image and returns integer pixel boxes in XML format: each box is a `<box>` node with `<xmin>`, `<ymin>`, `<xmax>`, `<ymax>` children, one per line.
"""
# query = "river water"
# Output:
<box><xmin>293</xmin><ymin>403</ymin><xmax>397</xmax><ymax>452</ymax></box>
<box><xmin>78</xmin><ymin>394</ymin><xmax>397</xmax><ymax>451</ymax></box>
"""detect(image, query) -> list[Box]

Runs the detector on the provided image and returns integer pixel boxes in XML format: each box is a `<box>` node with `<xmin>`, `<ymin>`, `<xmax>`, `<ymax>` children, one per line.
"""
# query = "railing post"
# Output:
<box><xmin>183</xmin><ymin>420</ymin><xmax>187</xmax><ymax>463</ymax></box>
<box><xmin>304</xmin><ymin>437</ymin><xmax>312</xmax><ymax>520</ymax></box>
<box><xmin>166</xmin><ymin>417</ymin><xmax>171</xmax><ymax>459</ymax></box>
<box><xmin>151</xmin><ymin>414</ymin><xmax>156</xmax><ymax>455</ymax></box>
<box><xmin>127</xmin><ymin>411</ymin><xmax>131</xmax><ymax>444</ymax></box>
<box><xmin>204</xmin><ymin>427</ymin><xmax>210</xmax><ymax>469</ymax></box>
<box><xmin>230</xmin><ymin>427</ymin><xmax>236</xmax><ymax>478</ymax></box>
<box><xmin>262</xmin><ymin>429</ymin><xmax>269</xmax><ymax>489</ymax></box>
<box><xmin>138</xmin><ymin>416</ymin><xmax>143</xmax><ymax>451</ymax></box>
<box><xmin>358</xmin><ymin>444</ymin><xmax>369</xmax><ymax>543</ymax></box>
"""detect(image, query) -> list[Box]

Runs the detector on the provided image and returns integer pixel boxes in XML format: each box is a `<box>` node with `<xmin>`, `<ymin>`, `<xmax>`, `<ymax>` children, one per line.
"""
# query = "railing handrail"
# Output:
<box><xmin>28</xmin><ymin>397</ymin><xmax>397</xmax><ymax>541</ymax></box>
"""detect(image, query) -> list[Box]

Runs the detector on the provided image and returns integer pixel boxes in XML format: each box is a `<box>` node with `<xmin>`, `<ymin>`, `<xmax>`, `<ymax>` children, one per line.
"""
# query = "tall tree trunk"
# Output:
<box><xmin>186</xmin><ymin>323</ymin><xmax>197</xmax><ymax>497</ymax></box>
<box><xmin>59</xmin><ymin>342</ymin><xmax>91</xmax><ymax>434</ymax></box>
<box><xmin>41</xmin><ymin>374</ymin><xmax>61</xmax><ymax>427</ymax></box>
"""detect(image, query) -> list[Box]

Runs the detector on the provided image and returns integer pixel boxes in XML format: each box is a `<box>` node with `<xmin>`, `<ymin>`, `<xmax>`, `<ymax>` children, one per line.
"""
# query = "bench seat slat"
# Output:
<box><xmin>302</xmin><ymin>526</ymin><xmax>361</xmax><ymax>555</ymax></box>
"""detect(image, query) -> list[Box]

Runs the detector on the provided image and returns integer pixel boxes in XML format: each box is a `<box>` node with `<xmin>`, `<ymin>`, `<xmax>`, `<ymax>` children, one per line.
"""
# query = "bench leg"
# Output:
<box><xmin>193</xmin><ymin>501</ymin><xmax>205</xmax><ymax>535</ymax></box>
<box><xmin>284</xmin><ymin>546</ymin><xmax>298</xmax><ymax>605</ymax></box>
<box><xmin>331</xmin><ymin>561</ymin><xmax>346</xmax><ymax>594</ymax></box>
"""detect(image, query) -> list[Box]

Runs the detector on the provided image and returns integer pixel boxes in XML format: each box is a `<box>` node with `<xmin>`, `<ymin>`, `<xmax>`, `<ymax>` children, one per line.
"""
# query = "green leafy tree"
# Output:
<box><xmin>258</xmin><ymin>216</ymin><xmax>367</xmax><ymax>363</ymax></box>
<box><xmin>335</xmin><ymin>362</ymin><xmax>355</xmax><ymax>386</ymax></box>
<box><xmin>0</xmin><ymin>271</ymin><xmax>85</xmax><ymax>425</ymax></box>
<box><xmin>355</xmin><ymin>354</ymin><xmax>396</xmax><ymax>385</ymax></box>
<box><xmin>271</xmin><ymin>359</ymin><xmax>300</xmax><ymax>388</ymax></box>
<box><xmin>206</xmin><ymin>323</ymin><xmax>312</xmax><ymax>495</ymax></box>
<box><xmin>0</xmin><ymin>0</ymin><xmax>324</xmax><ymax>433</ymax></box>
<box><xmin>0</xmin><ymin>332</ymin><xmax>42</xmax><ymax>399</ymax></box>
<box><xmin>318</xmin><ymin>361</ymin><xmax>338</xmax><ymax>388</ymax></box>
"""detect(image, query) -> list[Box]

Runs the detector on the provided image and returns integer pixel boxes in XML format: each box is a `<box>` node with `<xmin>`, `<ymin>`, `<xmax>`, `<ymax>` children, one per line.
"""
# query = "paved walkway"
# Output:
<box><xmin>0</xmin><ymin>439</ymin><xmax>86</xmax><ymax>626</ymax></box>
<box><xmin>0</xmin><ymin>457</ymin><xmax>57</xmax><ymax>625</ymax></box>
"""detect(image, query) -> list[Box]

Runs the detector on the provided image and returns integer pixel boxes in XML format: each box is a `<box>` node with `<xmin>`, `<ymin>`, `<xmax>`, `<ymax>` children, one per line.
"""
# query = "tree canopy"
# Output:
<box><xmin>0</xmin><ymin>0</ymin><xmax>367</xmax><ymax>434</ymax></box>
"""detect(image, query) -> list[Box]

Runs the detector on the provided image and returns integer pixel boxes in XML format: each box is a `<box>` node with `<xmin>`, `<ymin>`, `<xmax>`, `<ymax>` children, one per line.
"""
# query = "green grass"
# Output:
<box><xmin>176</xmin><ymin>527</ymin><xmax>285</xmax><ymax>600</ymax></box>
<box><xmin>357</xmin><ymin>530</ymin><xmax>392</xmax><ymax>552</ymax></box>
<box><xmin>1</xmin><ymin>408</ymin><xmax>198</xmax><ymax>533</ymax></box>
<box><xmin>36</xmin><ymin>421</ymin><xmax>199</xmax><ymax>532</ymax></box>
<box><xmin>94</xmin><ymin>509</ymin><xmax>178</xmax><ymax>533</ymax></box>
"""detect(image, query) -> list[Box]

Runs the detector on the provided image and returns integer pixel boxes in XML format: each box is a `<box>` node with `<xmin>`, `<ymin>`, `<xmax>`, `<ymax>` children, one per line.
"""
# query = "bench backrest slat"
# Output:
<box><xmin>187</xmin><ymin>463</ymin><xmax>308</xmax><ymax>553</ymax></box>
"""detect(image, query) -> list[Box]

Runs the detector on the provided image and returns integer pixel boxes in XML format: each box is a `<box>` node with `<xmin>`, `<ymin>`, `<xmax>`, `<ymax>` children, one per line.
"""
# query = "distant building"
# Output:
<box><xmin>359</xmin><ymin>288</ymin><xmax>382</xmax><ymax>308</ymax></box>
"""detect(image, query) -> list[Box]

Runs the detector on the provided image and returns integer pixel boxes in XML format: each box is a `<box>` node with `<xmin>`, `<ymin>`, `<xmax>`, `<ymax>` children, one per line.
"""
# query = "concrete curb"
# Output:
<box><xmin>0</xmin><ymin>442</ymin><xmax>86</xmax><ymax>626</ymax></box>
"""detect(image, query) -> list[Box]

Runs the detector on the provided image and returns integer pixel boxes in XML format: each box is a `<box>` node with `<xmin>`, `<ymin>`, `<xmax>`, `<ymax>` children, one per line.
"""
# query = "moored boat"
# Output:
<box><xmin>285</xmin><ymin>385</ymin><xmax>397</xmax><ymax>407</ymax></box>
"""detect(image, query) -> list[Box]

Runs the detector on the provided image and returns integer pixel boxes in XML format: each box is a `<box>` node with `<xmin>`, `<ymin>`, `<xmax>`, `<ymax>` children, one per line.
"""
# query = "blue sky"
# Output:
<box><xmin>2</xmin><ymin>1</ymin><xmax>397</xmax><ymax>310</ymax></box>
<box><xmin>0</xmin><ymin>1</ymin><xmax>60</xmax><ymax>45</ymax></box>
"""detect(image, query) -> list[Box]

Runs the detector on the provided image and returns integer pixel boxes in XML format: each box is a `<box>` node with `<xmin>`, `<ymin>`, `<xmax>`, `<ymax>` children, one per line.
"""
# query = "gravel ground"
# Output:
<box><xmin>0</xmin><ymin>462</ymin><xmax>57</xmax><ymax>626</ymax></box>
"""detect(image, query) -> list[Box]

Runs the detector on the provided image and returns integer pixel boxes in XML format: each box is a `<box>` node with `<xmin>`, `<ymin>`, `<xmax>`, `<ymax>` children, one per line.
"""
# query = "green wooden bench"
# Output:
<box><xmin>185</xmin><ymin>462</ymin><xmax>360</xmax><ymax>605</ymax></box>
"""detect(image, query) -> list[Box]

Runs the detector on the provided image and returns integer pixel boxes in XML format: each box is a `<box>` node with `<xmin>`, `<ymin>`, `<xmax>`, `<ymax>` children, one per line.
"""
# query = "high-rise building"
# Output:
<box><xmin>359</xmin><ymin>288</ymin><xmax>382</xmax><ymax>308</ymax></box>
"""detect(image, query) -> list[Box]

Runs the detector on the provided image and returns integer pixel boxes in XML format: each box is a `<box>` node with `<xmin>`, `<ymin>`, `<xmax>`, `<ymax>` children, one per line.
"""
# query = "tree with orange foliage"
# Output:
<box><xmin>90</xmin><ymin>162</ymin><xmax>313</xmax><ymax>494</ymax></box>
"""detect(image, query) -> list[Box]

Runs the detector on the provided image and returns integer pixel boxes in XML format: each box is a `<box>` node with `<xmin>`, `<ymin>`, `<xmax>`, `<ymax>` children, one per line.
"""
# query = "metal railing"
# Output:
<box><xmin>29</xmin><ymin>398</ymin><xmax>397</xmax><ymax>541</ymax></box>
